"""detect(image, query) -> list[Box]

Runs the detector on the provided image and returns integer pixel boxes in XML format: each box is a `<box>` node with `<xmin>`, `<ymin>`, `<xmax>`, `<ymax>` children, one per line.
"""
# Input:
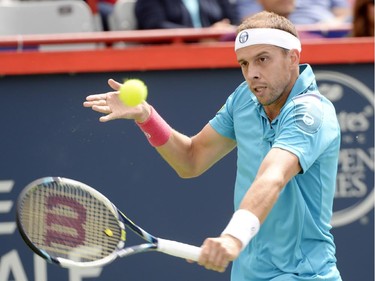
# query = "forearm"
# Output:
<box><xmin>222</xmin><ymin>148</ymin><xmax>300</xmax><ymax>250</ymax></box>
<box><xmin>137</xmin><ymin>106</ymin><xmax>217</xmax><ymax>178</ymax></box>
<box><xmin>239</xmin><ymin>176</ymin><xmax>282</xmax><ymax>223</ymax></box>
<box><xmin>219</xmin><ymin>174</ymin><xmax>282</xmax><ymax>253</ymax></box>
<box><xmin>131</xmin><ymin>100</ymin><xmax>236</xmax><ymax>179</ymax></box>
<box><xmin>84</xmin><ymin>86</ymin><xmax>226</xmax><ymax>179</ymax></box>
<box><xmin>156</xmin><ymin>131</ymin><xmax>199</xmax><ymax>178</ymax></box>
<box><xmin>239</xmin><ymin>148</ymin><xmax>300</xmax><ymax>222</ymax></box>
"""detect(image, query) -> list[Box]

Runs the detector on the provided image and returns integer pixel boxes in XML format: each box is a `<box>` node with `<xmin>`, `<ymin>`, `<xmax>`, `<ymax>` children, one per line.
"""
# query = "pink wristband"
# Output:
<box><xmin>136</xmin><ymin>106</ymin><xmax>172</xmax><ymax>147</ymax></box>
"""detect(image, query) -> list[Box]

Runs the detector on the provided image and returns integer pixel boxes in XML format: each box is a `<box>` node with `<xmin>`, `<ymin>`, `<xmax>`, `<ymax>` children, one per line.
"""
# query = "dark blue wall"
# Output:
<box><xmin>0</xmin><ymin>64</ymin><xmax>373</xmax><ymax>281</ymax></box>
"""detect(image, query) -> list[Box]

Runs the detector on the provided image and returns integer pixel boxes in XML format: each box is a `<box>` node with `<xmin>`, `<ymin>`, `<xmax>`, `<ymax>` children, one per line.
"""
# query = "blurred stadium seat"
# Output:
<box><xmin>0</xmin><ymin>0</ymin><xmax>101</xmax><ymax>50</ymax></box>
<box><xmin>108</xmin><ymin>0</ymin><xmax>137</xmax><ymax>31</ymax></box>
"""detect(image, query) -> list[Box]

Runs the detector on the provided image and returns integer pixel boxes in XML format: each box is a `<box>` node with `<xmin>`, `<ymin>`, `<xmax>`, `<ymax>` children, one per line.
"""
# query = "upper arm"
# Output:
<box><xmin>156</xmin><ymin>123</ymin><xmax>236</xmax><ymax>178</ymax></box>
<box><xmin>189</xmin><ymin>123</ymin><xmax>237</xmax><ymax>176</ymax></box>
<box><xmin>256</xmin><ymin>148</ymin><xmax>301</xmax><ymax>186</ymax></box>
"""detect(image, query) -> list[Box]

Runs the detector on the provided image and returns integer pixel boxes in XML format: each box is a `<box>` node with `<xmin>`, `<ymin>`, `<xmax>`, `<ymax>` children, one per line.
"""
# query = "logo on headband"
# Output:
<box><xmin>238</xmin><ymin>31</ymin><xmax>249</xmax><ymax>44</ymax></box>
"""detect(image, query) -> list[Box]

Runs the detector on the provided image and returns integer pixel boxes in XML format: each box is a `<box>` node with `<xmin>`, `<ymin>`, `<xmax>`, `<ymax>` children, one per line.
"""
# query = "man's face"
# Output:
<box><xmin>258</xmin><ymin>0</ymin><xmax>295</xmax><ymax>17</ymax></box>
<box><xmin>236</xmin><ymin>44</ymin><xmax>297</xmax><ymax>108</ymax></box>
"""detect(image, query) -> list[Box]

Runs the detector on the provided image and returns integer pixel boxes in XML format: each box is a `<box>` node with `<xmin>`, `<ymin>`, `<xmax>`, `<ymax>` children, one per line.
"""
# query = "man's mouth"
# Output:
<box><xmin>253</xmin><ymin>86</ymin><xmax>267</xmax><ymax>94</ymax></box>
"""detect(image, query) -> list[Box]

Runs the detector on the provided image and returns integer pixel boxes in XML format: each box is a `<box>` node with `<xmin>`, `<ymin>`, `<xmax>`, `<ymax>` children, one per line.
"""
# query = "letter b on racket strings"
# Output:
<box><xmin>45</xmin><ymin>195</ymin><xmax>87</xmax><ymax>247</ymax></box>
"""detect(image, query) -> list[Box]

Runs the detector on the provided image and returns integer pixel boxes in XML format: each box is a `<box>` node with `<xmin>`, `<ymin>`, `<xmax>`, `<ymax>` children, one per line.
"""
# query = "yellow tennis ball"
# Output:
<box><xmin>119</xmin><ymin>79</ymin><xmax>148</xmax><ymax>107</ymax></box>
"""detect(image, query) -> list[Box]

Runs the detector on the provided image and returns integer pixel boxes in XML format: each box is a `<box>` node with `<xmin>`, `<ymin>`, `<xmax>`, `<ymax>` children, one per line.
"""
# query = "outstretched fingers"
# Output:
<box><xmin>83</xmin><ymin>79</ymin><xmax>144</xmax><ymax>122</ymax></box>
<box><xmin>108</xmin><ymin>78</ymin><xmax>122</xmax><ymax>90</ymax></box>
<box><xmin>83</xmin><ymin>92</ymin><xmax>118</xmax><ymax>121</ymax></box>
<box><xmin>84</xmin><ymin>93</ymin><xmax>107</xmax><ymax>107</ymax></box>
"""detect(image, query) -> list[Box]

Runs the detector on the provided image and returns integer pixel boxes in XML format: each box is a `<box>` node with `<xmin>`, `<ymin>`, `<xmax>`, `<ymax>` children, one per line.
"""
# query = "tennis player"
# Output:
<box><xmin>84</xmin><ymin>11</ymin><xmax>342</xmax><ymax>281</ymax></box>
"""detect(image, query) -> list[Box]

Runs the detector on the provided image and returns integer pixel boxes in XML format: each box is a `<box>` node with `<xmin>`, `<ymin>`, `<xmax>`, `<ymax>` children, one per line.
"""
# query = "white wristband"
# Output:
<box><xmin>221</xmin><ymin>209</ymin><xmax>260</xmax><ymax>250</ymax></box>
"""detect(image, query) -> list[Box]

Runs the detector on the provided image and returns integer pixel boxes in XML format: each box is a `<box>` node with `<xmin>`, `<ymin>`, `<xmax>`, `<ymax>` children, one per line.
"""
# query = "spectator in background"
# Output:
<box><xmin>351</xmin><ymin>0</ymin><xmax>374</xmax><ymax>36</ymax></box>
<box><xmin>289</xmin><ymin>0</ymin><xmax>351</xmax><ymax>25</ymax></box>
<box><xmin>135</xmin><ymin>0</ymin><xmax>240</xmax><ymax>30</ymax></box>
<box><xmin>236</xmin><ymin>0</ymin><xmax>262</xmax><ymax>21</ymax></box>
<box><xmin>85</xmin><ymin>0</ymin><xmax>116</xmax><ymax>31</ymax></box>
<box><xmin>257</xmin><ymin>0</ymin><xmax>295</xmax><ymax>18</ymax></box>
<box><xmin>99</xmin><ymin>0</ymin><xmax>116</xmax><ymax>31</ymax></box>
<box><xmin>252</xmin><ymin>0</ymin><xmax>329</xmax><ymax>38</ymax></box>
<box><xmin>236</xmin><ymin>0</ymin><xmax>351</xmax><ymax>25</ymax></box>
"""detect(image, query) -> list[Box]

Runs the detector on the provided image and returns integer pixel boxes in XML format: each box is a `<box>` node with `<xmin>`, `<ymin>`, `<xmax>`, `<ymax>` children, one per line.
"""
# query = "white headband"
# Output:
<box><xmin>235</xmin><ymin>28</ymin><xmax>301</xmax><ymax>52</ymax></box>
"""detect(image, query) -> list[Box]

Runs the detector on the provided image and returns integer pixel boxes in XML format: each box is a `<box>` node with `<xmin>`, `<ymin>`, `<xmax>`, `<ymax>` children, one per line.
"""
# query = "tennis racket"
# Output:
<box><xmin>16</xmin><ymin>177</ymin><xmax>201</xmax><ymax>268</ymax></box>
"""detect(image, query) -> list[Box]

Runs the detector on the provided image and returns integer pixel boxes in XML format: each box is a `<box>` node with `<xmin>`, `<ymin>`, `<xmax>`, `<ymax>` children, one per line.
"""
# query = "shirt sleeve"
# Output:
<box><xmin>272</xmin><ymin>93</ymin><xmax>340</xmax><ymax>173</ymax></box>
<box><xmin>209</xmin><ymin>93</ymin><xmax>236</xmax><ymax>140</ymax></box>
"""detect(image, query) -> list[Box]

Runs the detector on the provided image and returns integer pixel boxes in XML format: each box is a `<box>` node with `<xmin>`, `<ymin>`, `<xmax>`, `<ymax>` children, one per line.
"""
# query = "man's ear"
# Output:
<box><xmin>289</xmin><ymin>49</ymin><xmax>300</xmax><ymax>68</ymax></box>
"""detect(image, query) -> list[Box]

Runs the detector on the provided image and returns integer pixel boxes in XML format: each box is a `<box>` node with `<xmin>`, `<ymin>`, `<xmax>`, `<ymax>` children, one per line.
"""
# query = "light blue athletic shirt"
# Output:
<box><xmin>209</xmin><ymin>64</ymin><xmax>342</xmax><ymax>280</ymax></box>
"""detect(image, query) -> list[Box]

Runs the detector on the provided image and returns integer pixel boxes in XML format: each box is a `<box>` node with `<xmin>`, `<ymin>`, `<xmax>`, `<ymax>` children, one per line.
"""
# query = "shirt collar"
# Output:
<box><xmin>287</xmin><ymin>64</ymin><xmax>316</xmax><ymax>101</ymax></box>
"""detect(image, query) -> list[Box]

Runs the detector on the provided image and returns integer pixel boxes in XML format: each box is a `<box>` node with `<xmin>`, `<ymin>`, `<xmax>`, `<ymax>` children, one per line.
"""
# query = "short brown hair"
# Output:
<box><xmin>237</xmin><ymin>11</ymin><xmax>298</xmax><ymax>38</ymax></box>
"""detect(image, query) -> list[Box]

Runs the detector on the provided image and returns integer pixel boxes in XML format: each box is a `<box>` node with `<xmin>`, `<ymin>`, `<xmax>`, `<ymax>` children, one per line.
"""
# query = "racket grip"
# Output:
<box><xmin>157</xmin><ymin>238</ymin><xmax>201</xmax><ymax>261</ymax></box>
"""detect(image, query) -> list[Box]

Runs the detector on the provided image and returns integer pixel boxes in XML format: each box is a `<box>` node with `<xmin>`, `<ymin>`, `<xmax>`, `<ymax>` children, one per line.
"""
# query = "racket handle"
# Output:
<box><xmin>157</xmin><ymin>238</ymin><xmax>201</xmax><ymax>261</ymax></box>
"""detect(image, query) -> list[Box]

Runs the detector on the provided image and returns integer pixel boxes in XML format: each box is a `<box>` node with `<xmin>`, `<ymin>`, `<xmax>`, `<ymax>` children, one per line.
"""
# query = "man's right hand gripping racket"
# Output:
<box><xmin>16</xmin><ymin>177</ymin><xmax>201</xmax><ymax>268</ymax></box>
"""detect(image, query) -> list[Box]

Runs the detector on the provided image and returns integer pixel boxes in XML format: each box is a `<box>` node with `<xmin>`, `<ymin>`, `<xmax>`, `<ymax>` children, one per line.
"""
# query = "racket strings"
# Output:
<box><xmin>19</xmin><ymin>181</ymin><xmax>123</xmax><ymax>262</ymax></box>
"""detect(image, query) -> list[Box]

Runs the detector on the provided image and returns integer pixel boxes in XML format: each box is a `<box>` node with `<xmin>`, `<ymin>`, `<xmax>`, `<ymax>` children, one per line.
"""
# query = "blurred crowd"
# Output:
<box><xmin>0</xmin><ymin>0</ymin><xmax>373</xmax><ymax>38</ymax></box>
<box><xmin>91</xmin><ymin>0</ymin><xmax>374</xmax><ymax>37</ymax></box>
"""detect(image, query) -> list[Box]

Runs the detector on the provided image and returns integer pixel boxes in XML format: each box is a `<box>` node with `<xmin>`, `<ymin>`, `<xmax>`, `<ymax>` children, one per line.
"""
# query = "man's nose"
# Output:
<box><xmin>245</xmin><ymin>66</ymin><xmax>260</xmax><ymax>80</ymax></box>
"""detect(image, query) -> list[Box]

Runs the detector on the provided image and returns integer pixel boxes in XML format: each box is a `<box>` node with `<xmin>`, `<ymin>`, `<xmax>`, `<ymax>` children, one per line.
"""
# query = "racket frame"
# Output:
<box><xmin>16</xmin><ymin>177</ymin><xmax>200</xmax><ymax>268</ymax></box>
